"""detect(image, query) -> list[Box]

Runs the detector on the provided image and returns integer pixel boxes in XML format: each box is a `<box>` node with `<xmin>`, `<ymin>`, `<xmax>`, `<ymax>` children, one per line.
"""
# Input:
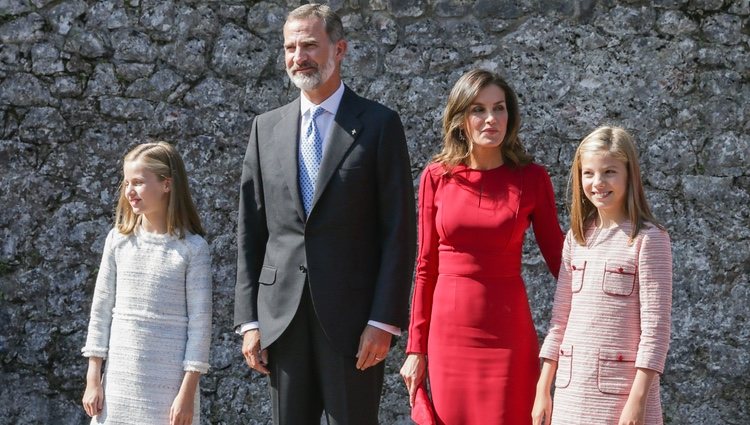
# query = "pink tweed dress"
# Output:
<box><xmin>540</xmin><ymin>221</ymin><xmax>672</xmax><ymax>424</ymax></box>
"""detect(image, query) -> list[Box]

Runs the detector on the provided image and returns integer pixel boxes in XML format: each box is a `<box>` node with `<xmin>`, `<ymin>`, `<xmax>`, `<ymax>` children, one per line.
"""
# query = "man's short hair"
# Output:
<box><xmin>287</xmin><ymin>3</ymin><xmax>344</xmax><ymax>42</ymax></box>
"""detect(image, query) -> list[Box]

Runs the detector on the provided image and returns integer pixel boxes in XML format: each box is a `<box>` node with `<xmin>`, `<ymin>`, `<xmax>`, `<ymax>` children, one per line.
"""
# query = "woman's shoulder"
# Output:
<box><xmin>181</xmin><ymin>233</ymin><xmax>210</xmax><ymax>257</ymax></box>
<box><xmin>639</xmin><ymin>221</ymin><xmax>671</xmax><ymax>243</ymax></box>
<box><xmin>520</xmin><ymin>161</ymin><xmax>551</xmax><ymax>178</ymax></box>
<box><xmin>424</xmin><ymin>162</ymin><xmax>447</xmax><ymax>176</ymax></box>
<box><xmin>105</xmin><ymin>227</ymin><xmax>131</xmax><ymax>247</ymax></box>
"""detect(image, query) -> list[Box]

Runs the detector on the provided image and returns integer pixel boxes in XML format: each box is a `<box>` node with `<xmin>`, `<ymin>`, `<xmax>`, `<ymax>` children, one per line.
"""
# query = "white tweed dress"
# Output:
<box><xmin>82</xmin><ymin>227</ymin><xmax>212</xmax><ymax>425</ymax></box>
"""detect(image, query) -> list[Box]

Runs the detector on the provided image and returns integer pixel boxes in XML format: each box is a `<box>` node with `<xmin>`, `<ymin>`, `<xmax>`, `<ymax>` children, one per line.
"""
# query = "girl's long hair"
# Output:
<box><xmin>433</xmin><ymin>68</ymin><xmax>532</xmax><ymax>169</ymax></box>
<box><xmin>569</xmin><ymin>126</ymin><xmax>662</xmax><ymax>245</ymax></box>
<box><xmin>115</xmin><ymin>141</ymin><xmax>205</xmax><ymax>238</ymax></box>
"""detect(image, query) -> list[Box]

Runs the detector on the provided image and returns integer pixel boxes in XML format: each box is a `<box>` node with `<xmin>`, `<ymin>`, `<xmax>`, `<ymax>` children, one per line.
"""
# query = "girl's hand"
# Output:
<box><xmin>532</xmin><ymin>358</ymin><xmax>557</xmax><ymax>425</ymax></box>
<box><xmin>82</xmin><ymin>381</ymin><xmax>104</xmax><ymax>417</ymax></box>
<box><xmin>82</xmin><ymin>357</ymin><xmax>104</xmax><ymax>417</ymax></box>
<box><xmin>619</xmin><ymin>367</ymin><xmax>656</xmax><ymax>425</ymax></box>
<box><xmin>399</xmin><ymin>353</ymin><xmax>427</xmax><ymax>407</ymax></box>
<box><xmin>531</xmin><ymin>389</ymin><xmax>552</xmax><ymax>425</ymax></box>
<box><xmin>618</xmin><ymin>397</ymin><xmax>646</xmax><ymax>425</ymax></box>
<box><xmin>169</xmin><ymin>390</ymin><xmax>195</xmax><ymax>425</ymax></box>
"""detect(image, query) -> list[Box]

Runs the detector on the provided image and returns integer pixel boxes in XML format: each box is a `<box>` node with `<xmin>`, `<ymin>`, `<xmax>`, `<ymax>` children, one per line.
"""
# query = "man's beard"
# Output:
<box><xmin>287</xmin><ymin>55</ymin><xmax>335</xmax><ymax>91</ymax></box>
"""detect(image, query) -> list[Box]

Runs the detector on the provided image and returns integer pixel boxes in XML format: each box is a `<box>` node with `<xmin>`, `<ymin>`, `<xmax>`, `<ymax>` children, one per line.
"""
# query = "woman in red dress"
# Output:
<box><xmin>400</xmin><ymin>69</ymin><xmax>564</xmax><ymax>424</ymax></box>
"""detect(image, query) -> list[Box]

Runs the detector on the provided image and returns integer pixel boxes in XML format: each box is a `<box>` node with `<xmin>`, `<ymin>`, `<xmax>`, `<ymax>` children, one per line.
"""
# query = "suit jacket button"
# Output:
<box><xmin>299</xmin><ymin>265</ymin><xmax>307</xmax><ymax>273</ymax></box>
<box><xmin>618</xmin><ymin>267</ymin><xmax>624</xmax><ymax>273</ymax></box>
<box><xmin>571</xmin><ymin>265</ymin><xmax>576</xmax><ymax>271</ymax></box>
<box><xmin>560</xmin><ymin>349</ymin><xmax>564</xmax><ymax>355</ymax></box>
<box><xmin>617</xmin><ymin>354</ymin><xmax>623</xmax><ymax>361</ymax></box>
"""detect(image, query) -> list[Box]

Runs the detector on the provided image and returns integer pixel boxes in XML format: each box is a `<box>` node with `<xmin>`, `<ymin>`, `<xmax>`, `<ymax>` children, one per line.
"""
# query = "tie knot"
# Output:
<box><xmin>310</xmin><ymin>105</ymin><xmax>325</xmax><ymax>120</ymax></box>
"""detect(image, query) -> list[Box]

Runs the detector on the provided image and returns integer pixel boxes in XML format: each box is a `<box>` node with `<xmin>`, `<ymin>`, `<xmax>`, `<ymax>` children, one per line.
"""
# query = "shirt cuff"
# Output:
<box><xmin>368</xmin><ymin>320</ymin><xmax>401</xmax><ymax>336</ymax></box>
<box><xmin>237</xmin><ymin>322</ymin><xmax>259</xmax><ymax>335</ymax></box>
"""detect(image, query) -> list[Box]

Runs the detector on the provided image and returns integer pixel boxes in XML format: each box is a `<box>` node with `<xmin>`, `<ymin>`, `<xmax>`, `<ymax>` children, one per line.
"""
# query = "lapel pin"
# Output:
<box><xmin>351</xmin><ymin>129</ymin><xmax>357</xmax><ymax>136</ymax></box>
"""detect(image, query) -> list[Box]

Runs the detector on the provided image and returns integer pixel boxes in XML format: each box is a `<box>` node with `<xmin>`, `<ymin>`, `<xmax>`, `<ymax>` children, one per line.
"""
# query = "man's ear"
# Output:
<box><xmin>335</xmin><ymin>39</ymin><xmax>347</xmax><ymax>61</ymax></box>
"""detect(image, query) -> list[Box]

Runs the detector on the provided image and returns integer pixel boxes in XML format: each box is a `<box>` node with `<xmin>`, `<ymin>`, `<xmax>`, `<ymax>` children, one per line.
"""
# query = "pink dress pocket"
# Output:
<box><xmin>555</xmin><ymin>344</ymin><xmax>573</xmax><ymax>389</ymax></box>
<box><xmin>597</xmin><ymin>348</ymin><xmax>637</xmax><ymax>395</ymax></box>
<box><xmin>602</xmin><ymin>262</ymin><xmax>636</xmax><ymax>296</ymax></box>
<box><xmin>570</xmin><ymin>261</ymin><xmax>586</xmax><ymax>293</ymax></box>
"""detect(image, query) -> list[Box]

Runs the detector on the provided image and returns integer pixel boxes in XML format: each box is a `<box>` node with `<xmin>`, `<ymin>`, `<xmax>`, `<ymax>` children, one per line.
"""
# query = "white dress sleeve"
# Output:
<box><xmin>81</xmin><ymin>229</ymin><xmax>118</xmax><ymax>359</ymax></box>
<box><xmin>182</xmin><ymin>237</ymin><xmax>212</xmax><ymax>373</ymax></box>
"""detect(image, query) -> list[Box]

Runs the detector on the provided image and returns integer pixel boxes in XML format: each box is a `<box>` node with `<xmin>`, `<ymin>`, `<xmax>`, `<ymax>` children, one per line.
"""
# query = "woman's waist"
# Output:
<box><xmin>112</xmin><ymin>307</ymin><xmax>188</xmax><ymax>325</ymax></box>
<box><xmin>438</xmin><ymin>249</ymin><xmax>521</xmax><ymax>277</ymax></box>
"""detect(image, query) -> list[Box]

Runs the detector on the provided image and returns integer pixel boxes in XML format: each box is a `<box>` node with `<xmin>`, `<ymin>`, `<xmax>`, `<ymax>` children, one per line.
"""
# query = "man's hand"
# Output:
<box><xmin>355</xmin><ymin>325</ymin><xmax>392</xmax><ymax>370</ymax></box>
<box><xmin>242</xmin><ymin>329</ymin><xmax>269</xmax><ymax>374</ymax></box>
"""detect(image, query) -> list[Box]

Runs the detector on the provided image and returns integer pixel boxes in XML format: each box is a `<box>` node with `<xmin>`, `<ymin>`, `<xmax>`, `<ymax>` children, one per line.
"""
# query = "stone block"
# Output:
<box><xmin>210</xmin><ymin>23</ymin><xmax>270</xmax><ymax>81</ymax></box>
<box><xmin>0</xmin><ymin>72</ymin><xmax>52</xmax><ymax>106</ymax></box>
<box><xmin>31</xmin><ymin>43</ymin><xmax>64</xmax><ymax>75</ymax></box>
<box><xmin>0</xmin><ymin>12</ymin><xmax>44</xmax><ymax>44</ymax></box>
<box><xmin>125</xmin><ymin>69</ymin><xmax>183</xmax><ymax>102</ymax></box>
<box><xmin>45</xmin><ymin>0</ymin><xmax>87</xmax><ymax>35</ymax></box>
<box><xmin>111</xmin><ymin>28</ymin><xmax>157</xmax><ymax>62</ymax></box>
<box><xmin>99</xmin><ymin>96</ymin><xmax>155</xmax><ymax>120</ymax></box>
<box><xmin>63</xmin><ymin>28</ymin><xmax>111</xmax><ymax>58</ymax></box>
<box><xmin>19</xmin><ymin>106</ymin><xmax>71</xmax><ymax>143</ymax></box>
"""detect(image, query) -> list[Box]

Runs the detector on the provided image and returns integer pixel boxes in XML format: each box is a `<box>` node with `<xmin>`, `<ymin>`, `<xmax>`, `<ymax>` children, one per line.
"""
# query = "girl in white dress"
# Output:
<box><xmin>81</xmin><ymin>142</ymin><xmax>212</xmax><ymax>425</ymax></box>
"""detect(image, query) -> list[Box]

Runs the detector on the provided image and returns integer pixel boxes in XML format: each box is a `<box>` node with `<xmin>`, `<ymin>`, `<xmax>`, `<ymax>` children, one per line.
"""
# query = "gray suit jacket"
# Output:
<box><xmin>234</xmin><ymin>86</ymin><xmax>416</xmax><ymax>356</ymax></box>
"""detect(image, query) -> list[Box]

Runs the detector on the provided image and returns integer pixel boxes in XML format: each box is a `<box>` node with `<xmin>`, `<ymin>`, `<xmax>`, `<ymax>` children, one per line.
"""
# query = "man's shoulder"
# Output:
<box><xmin>254</xmin><ymin>98</ymin><xmax>299</xmax><ymax>126</ymax></box>
<box><xmin>344</xmin><ymin>87</ymin><xmax>398</xmax><ymax>119</ymax></box>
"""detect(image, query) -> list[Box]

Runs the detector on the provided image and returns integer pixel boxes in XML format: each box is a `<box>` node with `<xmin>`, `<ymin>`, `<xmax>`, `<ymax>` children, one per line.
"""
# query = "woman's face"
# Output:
<box><xmin>464</xmin><ymin>84</ymin><xmax>508</xmax><ymax>151</ymax></box>
<box><xmin>580</xmin><ymin>151</ymin><xmax>629</xmax><ymax>220</ymax></box>
<box><xmin>123</xmin><ymin>160</ymin><xmax>170</xmax><ymax>218</ymax></box>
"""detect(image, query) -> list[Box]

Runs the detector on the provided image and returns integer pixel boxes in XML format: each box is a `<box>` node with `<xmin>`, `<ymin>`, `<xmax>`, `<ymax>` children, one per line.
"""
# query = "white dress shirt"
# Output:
<box><xmin>239</xmin><ymin>82</ymin><xmax>401</xmax><ymax>337</ymax></box>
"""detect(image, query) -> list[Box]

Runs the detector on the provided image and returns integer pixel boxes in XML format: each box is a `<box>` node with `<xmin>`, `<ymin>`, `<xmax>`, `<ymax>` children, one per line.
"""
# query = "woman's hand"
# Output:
<box><xmin>399</xmin><ymin>353</ymin><xmax>427</xmax><ymax>407</ymax></box>
<box><xmin>532</xmin><ymin>358</ymin><xmax>557</xmax><ymax>425</ymax></box>
<box><xmin>618</xmin><ymin>368</ymin><xmax>656</xmax><ymax>425</ymax></box>
<box><xmin>618</xmin><ymin>398</ymin><xmax>645</xmax><ymax>425</ymax></box>
<box><xmin>82</xmin><ymin>381</ymin><xmax>104</xmax><ymax>417</ymax></box>
<box><xmin>82</xmin><ymin>357</ymin><xmax>104</xmax><ymax>417</ymax></box>
<box><xmin>531</xmin><ymin>389</ymin><xmax>552</xmax><ymax>425</ymax></box>
<box><xmin>170</xmin><ymin>390</ymin><xmax>195</xmax><ymax>425</ymax></box>
<box><xmin>170</xmin><ymin>371</ymin><xmax>200</xmax><ymax>425</ymax></box>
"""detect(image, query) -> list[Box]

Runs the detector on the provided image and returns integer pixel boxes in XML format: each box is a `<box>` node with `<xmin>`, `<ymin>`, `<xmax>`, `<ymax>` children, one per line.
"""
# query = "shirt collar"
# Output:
<box><xmin>300</xmin><ymin>81</ymin><xmax>346</xmax><ymax>117</ymax></box>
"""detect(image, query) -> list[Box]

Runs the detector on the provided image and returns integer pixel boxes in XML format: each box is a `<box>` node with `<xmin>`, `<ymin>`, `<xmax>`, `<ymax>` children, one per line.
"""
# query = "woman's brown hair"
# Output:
<box><xmin>116</xmin><ymin>142</ymin><xmax>205</xmax><ymax>238</ymax></box>
<box><xmin>569</xmin><ymin>126</ymin><xmax>662</xmax><ymax>245</ymax></box>
<box><xmin>433</xmin><ymin>69</ymin><xmax>532</xmax><ymax>168</ymax></box>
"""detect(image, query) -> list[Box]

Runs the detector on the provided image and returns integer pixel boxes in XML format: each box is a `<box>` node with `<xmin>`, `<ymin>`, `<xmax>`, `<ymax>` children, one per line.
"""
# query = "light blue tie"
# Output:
<box><xmin>299</xmin><ymin>105</ymin><xmax>325</xmax><ymax>216</ymax></box>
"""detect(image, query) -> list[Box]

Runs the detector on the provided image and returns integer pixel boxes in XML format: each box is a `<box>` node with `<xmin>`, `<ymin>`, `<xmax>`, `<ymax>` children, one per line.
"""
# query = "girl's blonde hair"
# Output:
<box><xmin>116</xmin><ymin>142</ymin><xmax>205</xmax><ymax>238</ymax></box>
<box><xmin>569</xmin><ymin>126</ymin><xmax>662</xmax><ymax>245</ymax></box>
<box><xmin>433</xmin><ymin>69</ymin><xmax>532</xmax><ymax>168</ymax></box>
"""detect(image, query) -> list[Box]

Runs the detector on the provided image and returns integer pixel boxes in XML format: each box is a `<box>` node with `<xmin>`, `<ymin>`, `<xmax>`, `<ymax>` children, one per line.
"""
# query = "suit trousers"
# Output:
<box><xmin>267</xmin><ymin>284</ymin><xmax>384</xmax><ymax>425</ymax></box>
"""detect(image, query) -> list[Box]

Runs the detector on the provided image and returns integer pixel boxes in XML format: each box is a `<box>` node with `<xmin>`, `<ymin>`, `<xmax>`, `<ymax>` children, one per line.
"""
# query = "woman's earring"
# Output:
<box><xmin>458</xmin><ymin>131</ymin><xmax>466</xmax><ymax>142</ymax></box>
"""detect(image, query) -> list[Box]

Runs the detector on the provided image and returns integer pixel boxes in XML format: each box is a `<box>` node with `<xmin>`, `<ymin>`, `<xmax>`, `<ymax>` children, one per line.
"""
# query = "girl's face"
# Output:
<box><xmin>580</xmin><ymin>151</ymin><xmax>628</xmax><ymax>220</ymax></box>
<box><xmin>465</xmin><ymin>84</ymin><xmax>508</xmax><ymax>153</ymax></box>
<box><xmin>123</xmin><ymin>160</ymin><xmax>170</xmax><ymax>218</ymax></box>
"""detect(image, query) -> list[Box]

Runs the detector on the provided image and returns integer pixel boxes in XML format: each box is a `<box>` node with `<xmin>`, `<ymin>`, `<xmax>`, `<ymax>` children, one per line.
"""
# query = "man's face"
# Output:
<box><xmin>283</xmin><ymin>18</ymin><xmax>342</xmax><ymax>91</ymax></box>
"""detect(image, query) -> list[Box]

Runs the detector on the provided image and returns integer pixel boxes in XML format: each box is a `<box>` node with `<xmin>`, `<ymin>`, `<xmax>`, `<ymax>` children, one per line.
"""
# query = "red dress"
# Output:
<box><xmin>407</xmin><ymin>162</ymin><xmax>564</xmax><ymax>424</ymax></box>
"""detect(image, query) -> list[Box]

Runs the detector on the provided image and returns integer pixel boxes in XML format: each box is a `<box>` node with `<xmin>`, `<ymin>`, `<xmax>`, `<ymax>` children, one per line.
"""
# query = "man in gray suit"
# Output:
<box><xmin>234</xmin><ymin>4</ymin><xmax>416</xmax><ymax>424</ymax></box>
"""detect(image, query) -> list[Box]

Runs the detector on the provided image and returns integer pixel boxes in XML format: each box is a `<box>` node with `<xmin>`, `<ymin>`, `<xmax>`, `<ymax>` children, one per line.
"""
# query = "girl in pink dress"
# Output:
<box><xmin>533</xmin><ymin>127</ymin><xmax>672</xmax><ymax>425</ymax></box>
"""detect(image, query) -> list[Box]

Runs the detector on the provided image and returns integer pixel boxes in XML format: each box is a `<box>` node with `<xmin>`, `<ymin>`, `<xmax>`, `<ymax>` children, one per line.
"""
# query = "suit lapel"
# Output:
<box><xmin>271</xmin><ymin>97</ymin><xmax>306</xmax><ymax>222</ymax></box>
<box><xmin>311</xmin><ymin>87</ymin><xmax>364</xmax><ymax>211</ymax></box>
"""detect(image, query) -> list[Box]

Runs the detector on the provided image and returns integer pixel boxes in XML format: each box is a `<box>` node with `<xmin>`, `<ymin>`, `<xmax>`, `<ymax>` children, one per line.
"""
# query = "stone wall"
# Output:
<box><xmin>0</xmin><ymin>0</ymin><xmax>747</xmax><ymax>424</ymax></box>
